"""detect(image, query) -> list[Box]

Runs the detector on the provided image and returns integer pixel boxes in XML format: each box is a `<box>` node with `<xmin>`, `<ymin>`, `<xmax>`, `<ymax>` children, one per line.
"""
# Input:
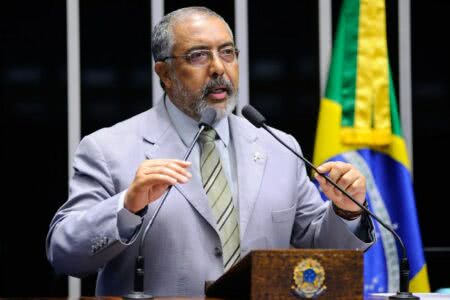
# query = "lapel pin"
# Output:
<box><xmin>253</xmin><ymin>151</ymin><xmax>264</xmax><ymax>162</ymax></box>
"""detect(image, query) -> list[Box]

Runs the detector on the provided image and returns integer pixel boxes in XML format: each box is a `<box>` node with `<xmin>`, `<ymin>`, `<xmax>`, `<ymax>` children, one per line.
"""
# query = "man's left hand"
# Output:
<box><xmin>315</xmin><ymin>161</ymin><xmax>366</xmax><ymax>212</ymax></box>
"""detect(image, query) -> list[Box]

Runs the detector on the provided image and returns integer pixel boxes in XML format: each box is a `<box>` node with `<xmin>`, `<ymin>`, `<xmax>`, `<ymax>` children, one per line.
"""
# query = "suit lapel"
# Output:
<box><xmin>229</xmin><ymin>116</ymin><xmax>267</xmax><ymax>241</ymax></box>
<box><xmin>141</xmin><ymin>99</ymin><xmax>218</xmax><ymax>233</ymax></box>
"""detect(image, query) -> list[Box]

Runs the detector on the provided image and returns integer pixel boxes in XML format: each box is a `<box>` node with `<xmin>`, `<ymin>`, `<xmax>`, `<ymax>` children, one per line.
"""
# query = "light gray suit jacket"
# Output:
<box><xmin>46</xmin><ymin>99</ymin><xmax>374</xmax><ymax>296</ymax></box>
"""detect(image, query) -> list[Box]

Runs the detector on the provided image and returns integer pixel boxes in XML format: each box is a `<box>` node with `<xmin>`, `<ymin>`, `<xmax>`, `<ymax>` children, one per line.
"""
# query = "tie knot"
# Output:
<box><xmin>199</xmin><ymin>128</ymin><xmax>217</xmax><ymax>144</ymax></box>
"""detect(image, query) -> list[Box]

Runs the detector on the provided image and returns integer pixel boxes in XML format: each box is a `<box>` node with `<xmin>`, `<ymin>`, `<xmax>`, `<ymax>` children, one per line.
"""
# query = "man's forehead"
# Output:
<box><xmin>171</xmin><ymin>14</ymin><xmax>233</xmax><ymax>50</ymax></box>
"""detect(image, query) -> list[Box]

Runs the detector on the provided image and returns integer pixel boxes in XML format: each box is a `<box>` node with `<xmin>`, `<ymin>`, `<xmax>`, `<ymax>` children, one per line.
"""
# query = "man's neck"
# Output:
<box><xmin>164</xmin><ymin>94</ymin><xmax>230</xmax><ymax>147</ymax></box>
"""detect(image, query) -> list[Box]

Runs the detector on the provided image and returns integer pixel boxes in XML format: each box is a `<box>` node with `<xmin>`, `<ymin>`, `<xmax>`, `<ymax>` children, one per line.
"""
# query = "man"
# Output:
<box><xmin>47</xmin><ymin>7</ymin><xmax>374</xmax><ymax>296</ymax></box>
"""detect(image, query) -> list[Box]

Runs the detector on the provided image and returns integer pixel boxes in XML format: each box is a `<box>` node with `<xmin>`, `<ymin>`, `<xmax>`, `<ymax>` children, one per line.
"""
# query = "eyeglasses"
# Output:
<box><xmin>160</xmin><ymin>47</ymin><xmax>240</xmax><ymax>66</ymax></box>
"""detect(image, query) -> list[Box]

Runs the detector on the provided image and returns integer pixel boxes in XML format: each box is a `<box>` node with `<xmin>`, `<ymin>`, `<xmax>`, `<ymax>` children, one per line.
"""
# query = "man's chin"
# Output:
<box><xmin>196</xmin><ymin>94</ymin><xmax>236</xmax><ymax>122</ymax></box>
<box><xmin>198</xmin><ymin>105</ymin><xmax>227</xmax><ymax>122</ymax></box>
<box><xmin>207</xmin><ymin>100</ymin><xmax>228</xmax><ymax>112</ymax></box>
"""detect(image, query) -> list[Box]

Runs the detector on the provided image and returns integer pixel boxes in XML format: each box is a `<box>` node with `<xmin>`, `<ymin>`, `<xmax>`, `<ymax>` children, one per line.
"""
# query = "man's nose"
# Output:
<box><xmin>208</xmin><ymin>52</ymin><xmax>225</xmax><ymax>78</ymax></box>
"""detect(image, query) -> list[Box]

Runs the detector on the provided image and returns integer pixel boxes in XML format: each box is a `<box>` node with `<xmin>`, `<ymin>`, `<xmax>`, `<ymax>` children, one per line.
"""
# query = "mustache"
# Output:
<box><xmin>201</xmin><ymin>77</ymin><xmax>234</xmax><ymax>98</ymax></box>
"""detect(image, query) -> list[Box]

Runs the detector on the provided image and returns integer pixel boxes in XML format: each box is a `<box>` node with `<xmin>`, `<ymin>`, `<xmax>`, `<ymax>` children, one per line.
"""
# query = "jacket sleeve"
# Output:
<box><xmin>46</xmin><ymin>134</ymin><xmax>144</xmax><ymax>277</ymax></box>
<box><xmin>287</xmin><ymin>134</ymin><xmax>375</xmax><ymax>251</ymax></box>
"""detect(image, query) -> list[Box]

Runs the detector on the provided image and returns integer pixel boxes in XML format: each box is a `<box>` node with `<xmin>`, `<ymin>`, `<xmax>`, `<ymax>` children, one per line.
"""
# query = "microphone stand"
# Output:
<box><xmin>124</xmin><ymin>115</ymin><xmax>214</xmax><ymax>299</ymax></box>
<box><xmin>259</xmin><ymin>123</ymin><xmax>418</xmax><ymax>300</ymax></box>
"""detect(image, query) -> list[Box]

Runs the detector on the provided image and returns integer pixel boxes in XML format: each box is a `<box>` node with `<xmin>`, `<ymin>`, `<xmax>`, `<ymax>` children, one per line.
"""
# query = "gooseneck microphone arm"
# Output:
<box><xmin>241</xmin><ymin>104</ymin><xmax>417</xmax><ymax>300</ymax></box>
<box><xmin>138</xmin><ymin>121</ymin><xmax>209</xmax><ymax>255</ymax></box>
<box><xmin>261</xmin><ymin>122</ymin><xmax>407</xmax><ymax>256</ymax></box>
<box><xmin>124</xmin><ymin>108</ymin><xmax>217</xmax><ymax>300</ymax></box>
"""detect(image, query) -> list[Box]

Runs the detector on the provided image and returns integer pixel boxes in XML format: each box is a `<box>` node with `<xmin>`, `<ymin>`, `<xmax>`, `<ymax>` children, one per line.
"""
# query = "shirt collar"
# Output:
<box><xmin>164</xmin><ymin>95</ymin><xmax>230</xmax><ymax>148</ymax></box>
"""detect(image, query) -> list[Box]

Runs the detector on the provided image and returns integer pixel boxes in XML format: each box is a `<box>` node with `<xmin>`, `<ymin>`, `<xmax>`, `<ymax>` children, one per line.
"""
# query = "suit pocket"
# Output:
<box><xmin>271</xmin><ymin>204</ymin><xmax>296</xmax><ymax>223</ymax></box>
<box><xmin>270</xmin><ymin>204</ymin><xmax>296</xmax><ymax>247</ymax></box>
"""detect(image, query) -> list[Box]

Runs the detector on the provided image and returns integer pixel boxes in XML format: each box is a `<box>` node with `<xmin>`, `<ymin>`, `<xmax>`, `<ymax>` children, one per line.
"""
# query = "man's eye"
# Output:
<box><xmin>189</xmin><ymin>51</ymin><xmax>208</xmax><ymax>60</ymax></box>
<box><xmin>221</xmin><ymin>48</ymin><xmax>234</xmax><ymax>56</ymax></box>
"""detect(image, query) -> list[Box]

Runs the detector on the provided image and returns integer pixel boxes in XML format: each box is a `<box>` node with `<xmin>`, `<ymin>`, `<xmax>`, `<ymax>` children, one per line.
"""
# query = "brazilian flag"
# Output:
<box><xmin>313</xmin><ymin>0</ymin><xmax>430</xmax><ymax>293</ymax></box>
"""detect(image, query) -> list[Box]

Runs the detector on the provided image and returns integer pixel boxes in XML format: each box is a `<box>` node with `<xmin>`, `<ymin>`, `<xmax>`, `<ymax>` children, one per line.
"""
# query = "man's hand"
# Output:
<box><xmin>314</xmin><ymin>161</ymin><xmax>366</xmax><ymax>212</ymax></box>
<box><xmin>125</xmin><ymin>159</ymin><xmax>192</xmax><ymax>213</ymax></box>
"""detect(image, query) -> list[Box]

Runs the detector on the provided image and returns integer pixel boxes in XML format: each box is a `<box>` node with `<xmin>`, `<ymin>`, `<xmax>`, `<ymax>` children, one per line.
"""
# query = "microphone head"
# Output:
<box><xmin>199</xmin><ymin>107</ymin><xmax>217</xmax><ymax>128</ymax></box>
<box><xmin>241</xmin><ymin>105</ymin><xmax>266</xmax><ymax>128</ymax></box>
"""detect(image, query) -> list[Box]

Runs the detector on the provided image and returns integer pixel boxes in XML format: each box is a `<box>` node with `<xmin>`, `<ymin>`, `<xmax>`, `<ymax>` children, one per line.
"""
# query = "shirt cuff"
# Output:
<box><xmin>117</xmin><ymin>190</ymin><xmax>145</xmax><ymax>242</ymax></box>
<box><xmin>341</xmin><ymin>216</ymin><xmax>362</xmax><ymax>233</ymax></box>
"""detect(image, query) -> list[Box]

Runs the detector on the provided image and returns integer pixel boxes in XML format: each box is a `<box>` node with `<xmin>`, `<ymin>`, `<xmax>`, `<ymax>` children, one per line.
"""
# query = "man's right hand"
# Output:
<box><xmin>124</xmin><ymin>159</ymin><xmax>192</xmax><ymax>213</ymax></box>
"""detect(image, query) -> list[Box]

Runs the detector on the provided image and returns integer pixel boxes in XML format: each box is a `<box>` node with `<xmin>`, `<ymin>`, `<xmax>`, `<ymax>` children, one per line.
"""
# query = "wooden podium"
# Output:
<box><xmin>205</xmin><ymin>249</ymin><xmax>363</xmax><ymax>300</ymax></box>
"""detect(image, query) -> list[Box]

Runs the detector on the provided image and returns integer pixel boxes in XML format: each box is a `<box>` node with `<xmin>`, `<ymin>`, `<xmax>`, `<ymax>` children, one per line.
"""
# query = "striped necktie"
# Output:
<box><xmin>199</xmin><ymin>128</ymin><xmax>240</xmax><ymax>271</ymax></box>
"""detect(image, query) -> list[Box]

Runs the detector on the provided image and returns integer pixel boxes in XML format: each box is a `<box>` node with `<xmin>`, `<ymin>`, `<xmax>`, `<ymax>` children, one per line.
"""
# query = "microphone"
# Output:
<box><xmin>124</xmin><ymin>108</ymin><xmax>217</xmax><ymax>300</ymax></box>
<box><xmin>241</xmin><ymin>104</ymin><xmax>419</xmax><ymax>300</ymax></box>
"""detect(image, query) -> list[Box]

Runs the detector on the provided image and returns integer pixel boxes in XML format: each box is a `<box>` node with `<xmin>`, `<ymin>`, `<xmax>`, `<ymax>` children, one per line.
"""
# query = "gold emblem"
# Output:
<box><xmin>291</xmin><ymin>258</ymin><xmax>327</xmax><ymax>298</ymax></box>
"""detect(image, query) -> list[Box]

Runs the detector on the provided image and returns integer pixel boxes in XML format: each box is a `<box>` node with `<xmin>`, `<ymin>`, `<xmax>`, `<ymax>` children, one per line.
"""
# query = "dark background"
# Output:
<box><xmin>1</xmin><ymin>0</ymin><xmax>448</xmax><ymax>296</ymax></box>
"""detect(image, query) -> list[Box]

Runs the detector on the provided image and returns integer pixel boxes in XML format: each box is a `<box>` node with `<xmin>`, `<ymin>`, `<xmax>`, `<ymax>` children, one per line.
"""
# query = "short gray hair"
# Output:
<box><xmin>151</xmin><ymin>7</ymin><xmax>233</xmax><ymax>63</ymax></box>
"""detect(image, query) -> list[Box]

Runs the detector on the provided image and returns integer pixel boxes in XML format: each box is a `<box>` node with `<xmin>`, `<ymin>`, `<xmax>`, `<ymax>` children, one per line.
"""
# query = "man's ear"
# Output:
<box><xmin>155</xmin><ymin>61</ymin><xmax>172</xmax><ymax>89</ymax></box>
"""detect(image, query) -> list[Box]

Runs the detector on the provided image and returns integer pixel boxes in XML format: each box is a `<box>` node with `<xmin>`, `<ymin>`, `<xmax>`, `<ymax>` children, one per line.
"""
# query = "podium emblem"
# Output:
<box><xmin>291</xmin><ymin>257</ymin><xmax>327</xmax><ymax>298</ymax></box>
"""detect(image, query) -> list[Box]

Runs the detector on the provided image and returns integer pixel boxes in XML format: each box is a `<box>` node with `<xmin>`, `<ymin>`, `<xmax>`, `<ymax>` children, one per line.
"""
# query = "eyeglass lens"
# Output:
<box><xmin>188</xmin><ymin>48</ymin><xmax>238</xmax><ymax>65</ymax></box>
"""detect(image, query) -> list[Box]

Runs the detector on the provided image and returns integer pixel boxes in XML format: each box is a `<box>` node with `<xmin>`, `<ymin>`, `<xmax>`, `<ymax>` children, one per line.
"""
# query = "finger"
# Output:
<box><xmin>141</xmin><ymin>173</ymin><xmax>184</xmax><ymax>187</ymax></box>
<box><xmin>133</xmin><ymin>174</ymin><xmax>177</xmax><ymax>191</ymax></box>
<box><xmin>157</xmin><ymin>161</ymin><xmax>193</xmax><ymax>178</ymax></box>
<box><xmin>316</xmin><ymin>161</ymin><xmax>343</xmax><ymax>173</ymax></box>
<box><xmin>344</xmin><ymin>178</ymin><xmax>366</xmax><ymax>201</ymax></box>
<box><xmin>333</xmin><ymin>171</ymin><xmax>363</xmax><ymax>202</ymax></box>
<box><xmin>316</xmin><ymin>165</ymin><xmax>347</xmax><ymax>196</ymax></box>
<box><xmin>166</xmin><ymin>161</ymin><xmax>193</xmax><ymax>178</ymax></box>
<box><xmin>322</xmin><ymin>162</ymin><xmax>352</xmax><ymax>187</ymax></box>
<box><xmin>318</xmin><ymin>174</ymin><xmax>347</xmax><ymax>202</ymax></box>
<box><xmin>143</xmin><ymin>166</ymin><xmax>191</xmax><ymax>183</ymax></box>
<box><xmin>315</xmin><ymin>163</ymin><xmax>331</xmax><ymax>175</ymax></box>
<box><xmin>167</xmin><ymin>159</ymin><xmax>192</xmax><ymax>167</ymax></box>
<box><xmin>332</xmin><ymin>161</ymin><xmax>352</xmax><ymax>172</ymax></box>
<box><xmin>335</xmin><ymin>169</ymin><xmax>359</xmax><ymax>191</ymax></box>
<box><xmin>316</xmin><ymin>174</ymin><xmax>333</xmax><ymax>194</ymax></box>
<box><xmin>327</xmin><ymin>166</ymin><xmax>343</xmax><ymax>184</ymax></box>
<box><xmin>143</xmin><ymin>161</ymin><xmax>192</xmax><ymax>178</ymax></box>
<box><xmin>142</xmin><ymin>159</ymin><xmax>192</xmax><ymax>169</ymax></box>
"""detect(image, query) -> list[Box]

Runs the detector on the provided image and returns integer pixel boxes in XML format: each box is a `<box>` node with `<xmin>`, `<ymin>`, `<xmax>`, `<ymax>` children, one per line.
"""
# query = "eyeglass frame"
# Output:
<box><xmin>157</xmin><ymin>47</ymin><xmax>240</xmax><ymax>66</ymax></box>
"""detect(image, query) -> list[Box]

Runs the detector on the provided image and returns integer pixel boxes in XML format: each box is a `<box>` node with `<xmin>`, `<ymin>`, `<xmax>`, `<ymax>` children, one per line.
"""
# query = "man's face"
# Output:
<box><xmin>163</xmin><ymin>14</ymin><xmax>239</xmax><ymax>121</ymax></box>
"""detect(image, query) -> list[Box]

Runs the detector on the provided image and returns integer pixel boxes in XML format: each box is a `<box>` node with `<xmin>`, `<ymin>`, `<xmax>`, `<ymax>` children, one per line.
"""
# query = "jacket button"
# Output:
<box><xmin>214</xmin><ymin>247</ymin><xmax>222</xmax><ymax>257</ymax></box>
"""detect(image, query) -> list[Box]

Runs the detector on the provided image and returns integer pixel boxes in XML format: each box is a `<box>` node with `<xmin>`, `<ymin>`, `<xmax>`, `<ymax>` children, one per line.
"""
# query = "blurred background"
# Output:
<box><xmin>0</xmin><ymin>0</ymin><xmax>448</xmax><ymax>296</ymax></box>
